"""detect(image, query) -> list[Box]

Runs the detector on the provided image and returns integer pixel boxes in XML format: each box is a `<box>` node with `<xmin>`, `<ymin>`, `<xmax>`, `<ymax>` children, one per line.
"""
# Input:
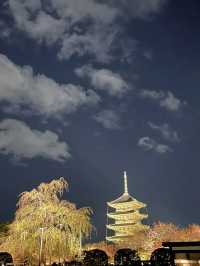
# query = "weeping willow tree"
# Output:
<box><xmin>1</xmin><ymin>177</ymin><xmax>93</xmax><ymax>263</ymax></box>
<box><xmin>0</xmin><ymin>222</ymin><xmax>9</xmax><ymax>246</ymax></box>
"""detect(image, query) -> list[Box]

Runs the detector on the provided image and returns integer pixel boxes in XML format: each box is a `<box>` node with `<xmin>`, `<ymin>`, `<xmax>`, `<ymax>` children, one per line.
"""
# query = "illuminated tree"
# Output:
<box><xmin>122</xmin><ymin>222</ymin><xmax>199</xmax><ymax>259</ymax></box>
<box><xmin>1</xmin><ymin>177</ymin><xmax>93</xmax><ymax>263</ymax></box>
<box><xmin>140</xmin><ymin>222</ymin><xmax>200</xmax><ymax>258</ymax></box>
<box><xmin>0</xmin><ymin>222</ymin><xmax>9</xmax><ymax>246</ymax></box>
<box><xmin>144</xmin><ymin>222</ymin><xmax>179</xmax><ymax>255</ymax></box>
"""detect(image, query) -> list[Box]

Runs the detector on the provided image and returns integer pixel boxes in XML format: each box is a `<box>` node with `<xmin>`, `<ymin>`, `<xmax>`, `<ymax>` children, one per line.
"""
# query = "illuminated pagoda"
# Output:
<box><xmin>106</xmin><ymin>171</ymin><xmax>148</xmax><ymax>244</ymax></box>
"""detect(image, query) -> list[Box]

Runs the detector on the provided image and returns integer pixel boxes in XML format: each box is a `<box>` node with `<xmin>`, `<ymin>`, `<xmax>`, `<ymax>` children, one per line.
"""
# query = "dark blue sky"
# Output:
<box><xmin>0</xmin><ymin>0</ymin><xmax>200</xmax><ymax>241</ymax></box>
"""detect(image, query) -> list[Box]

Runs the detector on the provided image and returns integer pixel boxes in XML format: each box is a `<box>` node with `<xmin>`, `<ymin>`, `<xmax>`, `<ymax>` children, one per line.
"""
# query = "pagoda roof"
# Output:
<box><xmin>106</xmin><ymin>235</ymin><xmax>134</xmax><ymax>242</ymax></box>
<box><xmin>108</xmin><ymin>223</ymin><xmax>136</xmax><ymax>227</ymax></box>
<box><xmin>109</xmin><ymin>193</ymin><xmax>135</xmax><ymax>204</ymax></box>
<box><xmin>107</xmin><ymin>222</ymin><xmax>136</xmax><ymax>227</ymax></box>
<box><xmin>108</xmin><ymin>209</ymin><xmax>136</xmax><ymax>216</ymax></box>
<box><xmin>107</xmin><ymin>210</ymin><xmax>148</xmax><ymax>220</ymax></box>
<box><xmin>107</xmin><ymin>192</ymin><xmax>146</xmax><ymax>209</ymax></box>
<box><xmin>107</xmin><ymin>222</ymin><xmax>149</xmax><ymax>230</ymax></box>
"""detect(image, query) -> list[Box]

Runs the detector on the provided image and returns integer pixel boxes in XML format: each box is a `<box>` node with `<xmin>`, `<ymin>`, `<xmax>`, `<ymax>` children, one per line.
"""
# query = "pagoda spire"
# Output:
<box><xmin>124</xmin><ymin>171</ymin><xmax>128</xmax><ymax>195</ymax></box>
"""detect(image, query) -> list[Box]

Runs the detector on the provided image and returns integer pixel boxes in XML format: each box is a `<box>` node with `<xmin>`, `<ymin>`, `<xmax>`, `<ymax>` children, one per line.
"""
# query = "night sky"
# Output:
<box><xmin>0</xmin><ymin>0</ymin><xmax>200</xmax><ymax>241</ymax></box>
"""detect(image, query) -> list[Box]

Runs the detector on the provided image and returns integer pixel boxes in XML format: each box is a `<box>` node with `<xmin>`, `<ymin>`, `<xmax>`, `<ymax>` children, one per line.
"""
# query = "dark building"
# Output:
<box><xmin>163</xmin><ymin>241</ymin><xmax>200</xmax><ymax>266</ymax></box>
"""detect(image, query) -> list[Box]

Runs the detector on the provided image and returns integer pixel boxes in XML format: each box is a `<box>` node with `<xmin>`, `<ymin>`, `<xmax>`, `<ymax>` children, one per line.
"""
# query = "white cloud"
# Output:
<box><xmin>160</xmin><ymin>91</ymin><xmax>182</xmax><ymax>111</ymax></box>
<box><xmin>140</xmin><ymin>89</ymin><xmax>185</xmax><ymax>112</ymax></box>
<box><xmin>140</xmin><ymin>89</ymin><xmax>164</xmax><ymax>99</ymax></box>
<box><xmin>148</xmin><ymin>122</ymin><xmax>180</xmax><ymax>142</ymax></box>
<box><xmin>0</xmin><ymin>21</ymin><xmax>11</xmax><ymax>39</ymax></box>
<box><xmin>93</xmin><ymin>110</ymin><xmax>120</xmax><ymax>129</ymax></box>
<box><xmin>138</xmin><ymin>136</ymin><xmax>172</xmax><ymax>154</ymax></box>
<box><xmin>49</xmin><ymin>0</ymin><xmax>118</xmax><ymax>25</ymax></box>
<box><xmin>115</xmin><ymin>0</ymin><xmax>168</xmax><ymax>19</ymax></box>
<box><xmin>75</xmin><ymin>65</ymin><xmax>129</xmax><ymax>97</ymax></box>
<box><xmin>9</xmin><ymin>0</ymin><xmax>66</xmax><ymax>45</ymax></box>
<box><xmin>58</xmin><ymin>25</ymin><xmax>117</xmax><ymax>63</ymax></box>
<box><xmin>0</xmin><ymin>119</ymin><xmax>70</xmax><ymax>162</ymax></box>
<box><xmin>7</xmin><ymin>0</ymin><xmax>119</xmax><ymax>62</ymax></box>
<box><xmin>0</xmin><ymin>53</ymin><xmax>100</xmax><ymax>117</ymax></box>
<box><xmin>6</xmin><ymin>0</ymin><xmax>168</xmax><ymax>62</ymax></box>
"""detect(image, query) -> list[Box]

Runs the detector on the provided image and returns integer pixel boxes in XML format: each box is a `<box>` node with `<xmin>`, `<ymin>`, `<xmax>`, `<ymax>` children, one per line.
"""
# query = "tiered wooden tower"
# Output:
<box><xmin>106</xmin><ymin>171</ymin><xmax>148</xmax><ymax>244</ymax></box>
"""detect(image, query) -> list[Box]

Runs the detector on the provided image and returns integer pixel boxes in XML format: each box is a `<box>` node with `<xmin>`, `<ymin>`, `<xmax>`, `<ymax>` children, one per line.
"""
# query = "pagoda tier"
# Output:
<box><xmin>106</xmin><ymin>171</ymin><xmax>149</xmax><ymax>244</ymax></box>
<box><xmin>106</xmin><ymin>235</ymin><xmax>134</xmax><ymax>243</ymax></box>
<box><xmin>107</xmin><ymin>209</ymin><xmax>148</xmax><ymax>221</ymax></box>
<box><xmin>106</xmin><ymin>222</ymin><xmax>148</xmax><ymax>233</ymax></box>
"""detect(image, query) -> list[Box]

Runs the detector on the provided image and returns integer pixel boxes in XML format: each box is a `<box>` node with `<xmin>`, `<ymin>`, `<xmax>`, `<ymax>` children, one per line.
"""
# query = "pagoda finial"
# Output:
<box><xmin>124</xmin><ymin>171</ymin><xmax>128</xmax><ymax>194</ymax></box>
